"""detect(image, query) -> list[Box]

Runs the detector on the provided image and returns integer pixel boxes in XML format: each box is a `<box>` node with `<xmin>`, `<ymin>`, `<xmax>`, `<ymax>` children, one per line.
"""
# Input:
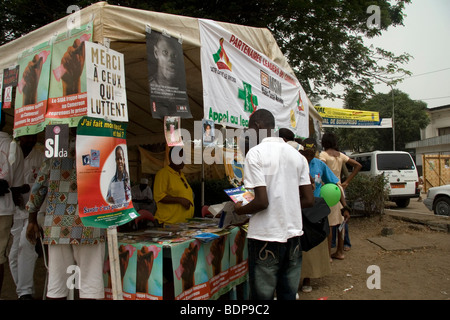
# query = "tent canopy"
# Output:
<box><xmin>0</xmin><ymin>1</ymin><xmax>321</xmax><ymax>145</ymax></box>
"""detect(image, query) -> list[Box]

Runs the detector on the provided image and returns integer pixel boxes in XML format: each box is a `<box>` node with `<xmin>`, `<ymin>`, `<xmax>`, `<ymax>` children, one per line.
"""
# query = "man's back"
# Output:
<box><xmin>244</xmin><ymin>137</ymin><xmax>311</xmax><ymax>242</ymax></box>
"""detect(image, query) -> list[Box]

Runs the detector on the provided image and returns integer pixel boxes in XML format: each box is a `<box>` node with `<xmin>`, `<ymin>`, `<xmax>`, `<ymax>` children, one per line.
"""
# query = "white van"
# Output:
<box><xmin>348</xmin><ymin>151</ymin><xmax>420</xmax><ymax>208</ymax></box>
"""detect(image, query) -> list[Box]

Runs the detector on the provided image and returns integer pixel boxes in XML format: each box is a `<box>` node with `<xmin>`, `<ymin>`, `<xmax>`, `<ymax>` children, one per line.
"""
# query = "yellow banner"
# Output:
<box><xmin>314</xmin><ymin>106</ymin><xmax>379</xmax><ymax>122</ymax></box>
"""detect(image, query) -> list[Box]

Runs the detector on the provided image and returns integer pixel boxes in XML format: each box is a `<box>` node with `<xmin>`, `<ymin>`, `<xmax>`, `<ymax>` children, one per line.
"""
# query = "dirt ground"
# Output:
<box><xmin>1</xmin><ymin>200</ymin><xmax>449</xmax><ymax>301</ymax></box>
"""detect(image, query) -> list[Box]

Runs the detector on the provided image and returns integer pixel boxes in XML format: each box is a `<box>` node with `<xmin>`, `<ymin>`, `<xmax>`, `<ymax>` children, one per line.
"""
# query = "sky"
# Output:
<box><xmin>319</xmin><ymin>0</ymin><xmax>450</xmax><ymax>110</ymax></box>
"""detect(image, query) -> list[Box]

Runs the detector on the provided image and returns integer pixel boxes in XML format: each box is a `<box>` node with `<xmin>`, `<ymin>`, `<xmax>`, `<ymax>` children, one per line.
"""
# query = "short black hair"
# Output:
<box><xmin>278</xmin><ymin>128</ymin><xmax>295</xmax><ymax>141</ymax></box>
<box><xmin>248</xmin><ymin>109</ymin><xmax>275</xmax><ymax>129</ymax></box>
<box><xmin>321</xmin><ymin>132</ymin><xmax>338</xmax><ymax>150</ymax></box>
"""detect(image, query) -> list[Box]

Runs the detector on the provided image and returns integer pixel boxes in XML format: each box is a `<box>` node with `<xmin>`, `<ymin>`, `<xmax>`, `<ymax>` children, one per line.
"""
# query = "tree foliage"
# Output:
<box><xmin>330</xmin><ymin>88</ymin><xmax>430</xmax><ymax>152</ymax></box>
<box><xmin>0</xmin><ymin>0</ymin><xmax>412</xmax><ymax>101</ymax></box>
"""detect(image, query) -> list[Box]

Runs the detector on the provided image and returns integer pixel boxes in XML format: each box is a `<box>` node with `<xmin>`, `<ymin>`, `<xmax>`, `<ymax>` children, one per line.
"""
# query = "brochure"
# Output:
<box><xmin>224</xmin><ymin>186</ymin><xmax>254</xmax><ymax>206</ymax></box>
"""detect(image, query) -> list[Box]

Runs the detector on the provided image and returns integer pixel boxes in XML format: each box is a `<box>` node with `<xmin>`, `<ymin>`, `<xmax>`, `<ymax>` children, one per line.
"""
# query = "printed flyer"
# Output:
<box><xmin>224</xmin><ymin>186</ymin><xmax>254</xmax><ymax>205</ymax></box>
<box><xmin>199</xmin><ymin>19</ymin><xmax>309</xmax><ymax>137</ymax></box>
<box><xmin>76</xmin><ymin>116</ymin><xmax>138</xmax><ymax>228</ymax></box>
<box><xmin>47</xmin><ymin>22</ymin><xmax>92</xmax><ymax>127</ymax></box>
<box><xmin>14</xmin><ymin>41</ymin><xmax>52</xmax><ymax>137</ymax></box>
<box><xmin>85</xmin><ymin>41</ymin><xmax>128</xmax><ymax>122</ymax></box>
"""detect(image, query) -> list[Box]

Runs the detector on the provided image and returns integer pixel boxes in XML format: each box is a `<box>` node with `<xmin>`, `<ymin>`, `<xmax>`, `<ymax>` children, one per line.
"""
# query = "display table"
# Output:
<box><xmin>103</xmin><ymin>221</ymin><xmax>248</xmax><ymax>300</ymax></box>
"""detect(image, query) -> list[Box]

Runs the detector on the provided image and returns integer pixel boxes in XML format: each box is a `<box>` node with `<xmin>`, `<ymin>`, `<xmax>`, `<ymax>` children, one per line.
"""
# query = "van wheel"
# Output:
<box><xmin>395</xmin><ymin>198</ymin><xmax>410</xmax><ymax>208</ymax></box>
<box><xmin>434</xmin><ymin>197</ymin><xmax>450</xmax><ymax>216</ymax></box>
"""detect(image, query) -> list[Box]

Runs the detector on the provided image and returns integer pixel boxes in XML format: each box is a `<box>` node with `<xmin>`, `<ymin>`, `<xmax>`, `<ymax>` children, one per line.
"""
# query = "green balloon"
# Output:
<box><xmin>320</xmin><ymin>183</ymin><xmax>341</xmax><ymax>207</ymax></box>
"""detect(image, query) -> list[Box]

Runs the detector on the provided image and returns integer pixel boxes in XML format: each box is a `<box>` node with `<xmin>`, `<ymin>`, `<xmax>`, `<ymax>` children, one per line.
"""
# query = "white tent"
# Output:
<box><xmin>0</xmin><ymin>1</ymin><xmax>321</xmax><ymax>145</ymax></box>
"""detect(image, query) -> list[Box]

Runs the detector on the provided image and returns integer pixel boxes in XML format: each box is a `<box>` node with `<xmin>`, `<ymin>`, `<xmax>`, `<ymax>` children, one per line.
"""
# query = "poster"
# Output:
<box><xmin>103</xmin><ymin>241</ymin><xmax>163</xmax><ymax>300</ymax></box>
<box><xmin>2</xmin><ymin>65</ymin><xmax>19</xmax><ymax>110</ymax></box>
<box><xmin>146</xmin><ymin>29</ymin><xmax>191</xmax><ymax>119</ymax></box>
<box><xmin>228</xmin><ymin>227</ymin><xmax>248</xmax><ymax>289</ymax></box>
<box><xmin>199</xmin><ymin>19</ymin><xmax>309</xmax><ymax>138</ymax></box>
<box><xmin>76</xmin><ymin>116</ymin><xmax>138</xmax><ymax>228</ymax></box>
<box><xmin>164</xmin><ymin>116</ymin><xmax>183</xmax><ymax>146</ymax></box>
<box><xmin>85</xmin><ymin>42</ymin><xmax>128</xmax><ymax>122</ymax></box>
<box><xmin>47</xmin><ymin>23</ymin><xmax>92</xmax><ymax>127</ymax></box>
<box><xmin>13</xmin><ymin>41</ymin><xmax>52</xmax><ymax>136</ymax></box>
<box><xmin>171</xmin><ymin>240</ymin><xmax>211</xmax><ymax>300</ymax></box>
<box><xmin>202</xmin><ymin>119</ymin><xmax>215</xmax><ymax>146</ymax></box>
<box><xmin>206</xmin><ymin>234</ymin><xmax>230</xmax><ymax>300</ymax></box>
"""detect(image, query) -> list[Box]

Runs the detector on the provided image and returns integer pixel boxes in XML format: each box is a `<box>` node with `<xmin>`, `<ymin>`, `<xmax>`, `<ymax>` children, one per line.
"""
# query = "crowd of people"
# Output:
<box><xmin>0</xmin><ymin>108</ymin><xmax>362</xmax><ymax>301</ymax></box>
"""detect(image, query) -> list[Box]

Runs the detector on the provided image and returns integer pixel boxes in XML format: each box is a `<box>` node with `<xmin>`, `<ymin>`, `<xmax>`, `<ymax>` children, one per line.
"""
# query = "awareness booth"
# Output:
<box><xmin>0</xmin><ymin>2</ymin><xmax>322</xmax><ymax>300</ymax></box>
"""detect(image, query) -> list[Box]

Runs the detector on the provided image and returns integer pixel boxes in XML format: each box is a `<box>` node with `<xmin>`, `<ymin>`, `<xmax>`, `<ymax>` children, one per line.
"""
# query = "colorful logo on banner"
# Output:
<box><xmin>213</xmin><ymin>38</ymin><xmax>232</xmax><ymax>71</ymax></box>
<box><xmin>199</xmin><ymin>19</ymin><xmax>309</xmax><ymax>137</ymax></box>
<box><xmin>76</xmin><ymin>116</ymin><xmax>138</xmax><ymax>228</ymax></box>
<box><xmin>238</xmin><ymin>81</ymin><xmax>258</xmax><ymax>114</ymax></box>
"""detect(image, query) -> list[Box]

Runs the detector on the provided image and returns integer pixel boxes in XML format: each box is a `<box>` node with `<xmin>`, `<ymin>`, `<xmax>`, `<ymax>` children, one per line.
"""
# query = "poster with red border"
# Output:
<box><xmin>13</xmin><ymin>40</ymin><xmax>52</xmax><ymax>137</ymax></box>
<box><xmin>46</xmin><ymin>23</ymin><xmax>92</xmax><ymax>128</ymax></box>
<box><xmin>76</xmin><ymin>116</ymin><xmax>138</xmax><ymax>228</ymax></box>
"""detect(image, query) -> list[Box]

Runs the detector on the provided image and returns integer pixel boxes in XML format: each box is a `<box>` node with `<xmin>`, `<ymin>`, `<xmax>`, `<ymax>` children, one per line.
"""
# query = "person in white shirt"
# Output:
<box><xmin>0</xmin><ymin>111</ymin><xmax>25</xmax><ymax>297</ymax></box>
<box><xmin>131</xmin><ymin>178</ymin><xmax>156</xmax><ymax>213</ymax></box>
<box><xmin>8</xmin><ymin>134</ymin><xmax>45</xmax><ymax>300</ymax></box>
<box><xmin>234</xmin><ymin>109</ymin><xmax>314</xmax><ymax>300</ymax></box>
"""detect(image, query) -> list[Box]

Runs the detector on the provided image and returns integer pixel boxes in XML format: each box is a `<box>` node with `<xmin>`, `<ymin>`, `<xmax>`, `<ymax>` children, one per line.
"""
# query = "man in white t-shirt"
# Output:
<box><xmin>9</xmin><ymin>134</ymin><xmax>45</xmax><ymax>300</ymax></box>
<box><xmin>0</xmin><ymin>111</ymin><xmax>24</xmax><ymax>297</ymax></box>
<box><xmin>234</xmin><ymin>109</ymin><xmax>314</xmax><ymax>300</ymax></box>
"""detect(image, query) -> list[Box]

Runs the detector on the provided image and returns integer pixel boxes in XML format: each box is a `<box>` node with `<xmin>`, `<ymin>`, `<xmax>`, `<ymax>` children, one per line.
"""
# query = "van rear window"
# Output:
<box><xmin>376</xmin><ymin>154</ymin><xmax>415</xmax><ymax>170</ymax></box>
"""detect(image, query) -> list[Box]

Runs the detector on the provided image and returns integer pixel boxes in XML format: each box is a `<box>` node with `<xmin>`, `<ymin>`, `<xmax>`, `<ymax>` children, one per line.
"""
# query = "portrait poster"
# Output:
<box><xmin>47</xmin><ymin>22</ymin><xmax>93</xmax><ymax>128</ymax></box>
<box><xmin>76</xmin><ymin>116</ymin><xmax>138</xmax><ymax>228</ymax></box>
<box><xmin>199</xmin><ymin>19</ymin><xmax>309</xmax><ymax>137</ymax></box>
<box><xmin>171</xmin><ymin>239</ymin><xmax>211</xmax><ymax>300</ymax></box>
<box><xmin>146</xmin><ymin>29</ymin><xmax>191</xmax><ymax>119</ymax></box>
<box><xmin>164</xmin><ymin>116</ymin><xmax>183</xmax><ymax>146</ymax></box>
<box><xmin>202</xmin><ymin>119</ymin><xmax>215</xmax><ymax>146</ymax></box>
<box><xmin>85</xmin><ymin>42</ymin><xmax>128</xmax><ymax>122</ymax></box>
<box><xmin>13</xmin><ymin>41</ymin><xmax>52</xmax><ymax>137</ymax></box>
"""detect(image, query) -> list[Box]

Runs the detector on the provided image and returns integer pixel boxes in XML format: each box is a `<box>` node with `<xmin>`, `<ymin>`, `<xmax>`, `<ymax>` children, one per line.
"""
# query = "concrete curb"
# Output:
<box><xmin>385</xmin><ymin>211</ymin><xmax>450</xmax><ymax>233</ymax></box>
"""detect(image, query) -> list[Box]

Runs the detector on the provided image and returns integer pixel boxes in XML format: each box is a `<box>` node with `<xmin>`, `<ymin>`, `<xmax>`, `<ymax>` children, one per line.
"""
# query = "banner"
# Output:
<box><xmin>146</xmin><ymin>29</ymin><xmax>191</xmax><ymax>119</ymax></box>
<box><xmin>76</xmin><ymin>116</ymin><xmax>138</xmax><ymax>228</ymax></box>
<box><xmin>199</xmin><ymin>19</ymin><xmax>309</xmax><ymax>137</ymax></box>
<box><xmin>47</xmin><ymin>23</ymin><xmax>92</xmax><ymax>127</ymax></box>
<box><xmin>314</xmin><ymin>106</ymin><xmax>392</xmax><ymax>128</ymax></box>
<box><xmin>13</xmin><ymin>41</ymin><xmax>52</xmax><ymax>136</ymax></box>
<box><xmin>85</xmin><ymin>42</ymin><xmax>128</xmax><ymax>122</ymax></box>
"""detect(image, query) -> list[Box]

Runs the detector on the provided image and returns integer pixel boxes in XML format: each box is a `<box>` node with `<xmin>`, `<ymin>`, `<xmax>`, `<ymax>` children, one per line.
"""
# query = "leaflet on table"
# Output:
<box><xmin>224</xmin><ymin>186</ymin><xmax>254</xmax><ymax>205</ymax></box>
